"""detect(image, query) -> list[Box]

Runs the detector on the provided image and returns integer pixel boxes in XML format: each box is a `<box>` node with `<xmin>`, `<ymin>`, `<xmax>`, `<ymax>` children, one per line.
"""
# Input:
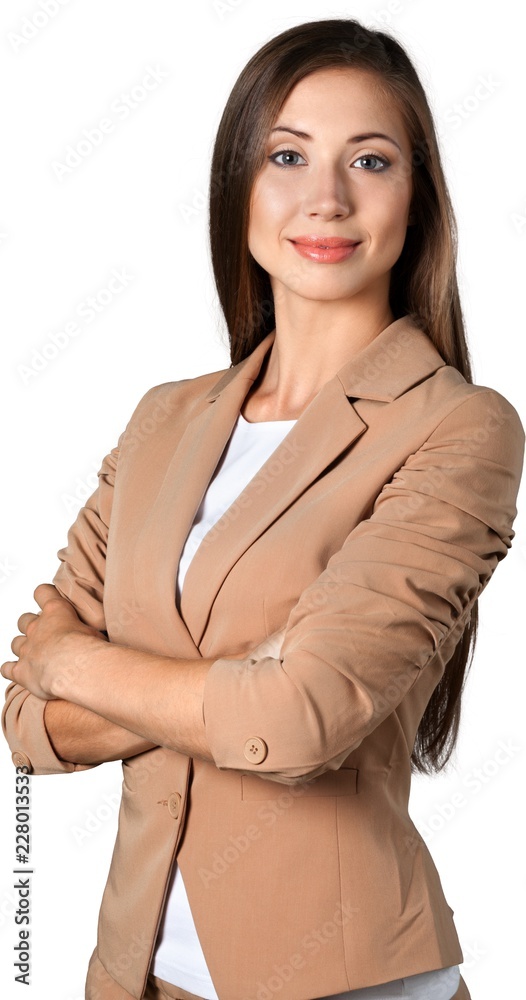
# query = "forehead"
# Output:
<box><xmin>274</xmin><ymin>66</ymin><xmax>407</xmax><ymax>136</ymax></box>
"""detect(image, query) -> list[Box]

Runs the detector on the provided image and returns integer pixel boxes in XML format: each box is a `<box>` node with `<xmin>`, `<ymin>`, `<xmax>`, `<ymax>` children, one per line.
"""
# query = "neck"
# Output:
<box><xmin>241</xmin><ymin>288</ymin><xmax>394</xmax><ymax>422</ymax></box>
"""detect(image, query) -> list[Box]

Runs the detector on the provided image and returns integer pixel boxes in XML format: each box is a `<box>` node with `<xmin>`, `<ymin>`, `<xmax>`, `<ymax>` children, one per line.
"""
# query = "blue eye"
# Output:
<box><xmin>268</xmin><ymin>150</ymin><xmax>391</xmax><ymax>171</ymax></box>
<box><xmin>352</xmin><ymin>154</ymin><xmax>389</xmax><ymax>171</ymax></box>
<box><xmin>268</xmin><ymin>150</ymin><xmax>306</xmax><ymax>168</ymax></box>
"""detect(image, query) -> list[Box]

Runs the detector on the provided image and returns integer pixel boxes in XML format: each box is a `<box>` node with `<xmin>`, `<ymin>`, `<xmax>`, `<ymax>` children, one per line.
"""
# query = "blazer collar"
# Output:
<box><xmin>205</xmin><ymin>315</ymin><xmax>446</xmax><ymax>405</ymax></box>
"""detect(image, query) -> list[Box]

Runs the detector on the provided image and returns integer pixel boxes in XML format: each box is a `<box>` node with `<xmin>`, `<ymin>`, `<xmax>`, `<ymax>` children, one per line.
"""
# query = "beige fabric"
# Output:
<box><xmin>146</xmin><ymin>974</ymin><xmax>205</xmax><ymax>1000</ymax></box>
<box><xmin>85</xmin><ymin>950</ymin><xmax>204</xmax><ymax>999</ymax></box>
<box><xmin>4</xmin><ymin>317</ymin><xmax>522</xmax><ymax>999</ymax></box>
<box><xmin>87</xmin><ymin>949</ymin><xmax>472</xmax><ymax>999</ymax></box>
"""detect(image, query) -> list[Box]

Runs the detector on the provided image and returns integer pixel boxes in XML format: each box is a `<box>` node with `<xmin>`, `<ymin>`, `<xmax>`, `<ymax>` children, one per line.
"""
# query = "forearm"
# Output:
<box><xmin>43</xmin><ymin>698</ymin><xmax>156</xmax><ymax>765</ymax></box>
<box><xmin>2</xmin><ymin>590</ymin><xmax>262</xmax><ymax>764</ymax></box>
<box><xmin>43</xmin><ymin>634</ymin><xmax>216</xmax><ymax>761</ymax></box>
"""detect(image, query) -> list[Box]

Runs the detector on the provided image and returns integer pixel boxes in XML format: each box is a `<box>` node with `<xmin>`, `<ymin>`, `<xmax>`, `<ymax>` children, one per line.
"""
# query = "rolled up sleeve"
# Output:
<box><xmin>203</xmin><ymin>390</ymin><xmax>525</xmax><ymax>783</ymax></box>
<box><xmin>2</xmin><ymin>440</ymin><xmax>120</xmax><ymax>775</ymax></box>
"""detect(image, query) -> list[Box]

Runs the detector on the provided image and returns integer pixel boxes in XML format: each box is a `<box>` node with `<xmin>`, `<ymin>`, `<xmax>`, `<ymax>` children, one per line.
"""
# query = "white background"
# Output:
<box><xmin>0</xmin><ymin>2</ymin><xmax>524</xmax><ymax>998</ymax></box>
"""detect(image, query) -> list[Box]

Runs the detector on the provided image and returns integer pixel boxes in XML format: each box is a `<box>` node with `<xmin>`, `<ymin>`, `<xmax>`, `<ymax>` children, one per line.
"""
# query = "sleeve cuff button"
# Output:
<box><xmin>243</xmin><ymin>737</ymin><xmax>268</xmax><ymax>764</ymax></box>
<box><xmin>12</xmin><ymin>751</ymin><xmax>32</xmax><ymax>772</ymax></box>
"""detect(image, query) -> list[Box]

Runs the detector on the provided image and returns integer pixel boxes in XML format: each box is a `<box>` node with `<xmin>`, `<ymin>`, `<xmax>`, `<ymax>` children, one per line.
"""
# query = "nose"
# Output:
<box><xmin>302</xmin><ymin>163</ymin><xmax>352</xmax><ymax>220</ymax></box>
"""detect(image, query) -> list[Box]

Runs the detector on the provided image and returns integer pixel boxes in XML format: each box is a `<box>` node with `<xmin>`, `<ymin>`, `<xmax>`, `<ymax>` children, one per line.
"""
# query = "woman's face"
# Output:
<box><xmin>247</xmin><ymin>67</ymin><xmax>414</xmax><ymax>314</ymax></box>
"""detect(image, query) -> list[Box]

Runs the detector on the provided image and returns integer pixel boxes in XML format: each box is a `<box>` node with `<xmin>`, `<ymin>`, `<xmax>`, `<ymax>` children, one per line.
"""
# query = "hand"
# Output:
<box><xmin>1</xmin><ymin>584</ymin><xmax>107</xmax><ymax>700</ymax></box>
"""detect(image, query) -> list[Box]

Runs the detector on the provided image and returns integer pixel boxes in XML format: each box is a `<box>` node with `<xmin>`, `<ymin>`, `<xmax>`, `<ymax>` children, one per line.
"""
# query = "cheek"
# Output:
<box><xmin>371</xmin><ymin>183</ymin><xmax>412</xmax><ymax>241</ymax></box>
<box><xmin>389</xmin><ymin>174</ymin><xmax>413</xmax><ymax>220</ymax></box>
<box><xmin>248</xmin><ymin>183</ymin><xmax>290</xmax><ymax>262</ymax></box>
<box><xmin>251</xmin><ymin>173</ymin><xmax>293</xmax><ymax>227</ymax></box>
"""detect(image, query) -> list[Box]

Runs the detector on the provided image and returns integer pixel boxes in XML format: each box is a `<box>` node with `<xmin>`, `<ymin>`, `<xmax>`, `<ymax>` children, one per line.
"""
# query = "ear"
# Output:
<box><xmin>407</xmin><ymin>211</ymin><xmax>417</xmax><ymax>226</ymax></box>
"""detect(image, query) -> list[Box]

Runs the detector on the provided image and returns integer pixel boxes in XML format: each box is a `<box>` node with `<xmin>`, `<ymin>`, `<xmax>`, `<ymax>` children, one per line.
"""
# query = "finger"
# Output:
<box><xmin>0</xmin><ymin>661</ymin><xmax>16</xmax><ymax>682</ymax></box>
<box><xmin>17</xmin><ymin>611</ymin><xmax>40</xmax><ymax>635</ymax></box>
<box><xmin>11</xmin><ymin>635</ymin><xmax>25</xmax><ymax>657</ymax></box>
<box><xmin>33</xmin><ymin>583</ymin><xmax>61</xmax><ymax>610</ymax></box>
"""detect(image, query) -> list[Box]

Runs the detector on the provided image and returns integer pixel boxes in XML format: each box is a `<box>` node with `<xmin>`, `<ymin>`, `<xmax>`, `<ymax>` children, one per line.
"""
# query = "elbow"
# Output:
<box><xmin>204</xmin><ymin>650</ymin><xmax>371</xmax><ymax>784</ymax></box>
<box><xmin>2</xmin><ymin>686</ymin><xmax>91</xmax><ymax>776</ymax></box>
<box><xmin>212</xmin><ymin>720</ymin><xmax>364</xmax><ymax>787</ymax></box>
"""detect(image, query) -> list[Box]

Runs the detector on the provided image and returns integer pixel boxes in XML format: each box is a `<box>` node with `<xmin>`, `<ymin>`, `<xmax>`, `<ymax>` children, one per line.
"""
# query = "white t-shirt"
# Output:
<box><xmin>151</xmin><ymin>412</ymin><xmax>460</xmax><ymax>1000</ymax></box>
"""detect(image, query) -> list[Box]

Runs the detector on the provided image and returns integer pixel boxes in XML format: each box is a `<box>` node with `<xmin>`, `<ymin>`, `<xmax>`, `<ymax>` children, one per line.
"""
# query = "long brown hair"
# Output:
<box><xmin>208</xmin><ymin>18</ymin><xmax>477</xmax><ymax>775</ymax></box>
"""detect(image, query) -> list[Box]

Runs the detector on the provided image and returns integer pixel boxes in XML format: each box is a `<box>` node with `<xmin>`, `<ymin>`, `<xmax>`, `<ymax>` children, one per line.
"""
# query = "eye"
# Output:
<box><xmin>268</xmin><ymin>149</ymin><xmax>306</xmax><ymax>168</ymax></box>
<box><xmin>352</xmin><ymin>154</ymin><xmax>390</xmax><ymax>171</ymax></box>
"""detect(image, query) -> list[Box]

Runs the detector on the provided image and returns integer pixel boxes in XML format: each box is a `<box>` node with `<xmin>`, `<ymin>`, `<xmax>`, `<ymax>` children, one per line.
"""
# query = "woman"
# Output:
<box><xmin>2</xmin><ymin>17</ymin><xmax>524</xmax><ymax>1000</ymax></box>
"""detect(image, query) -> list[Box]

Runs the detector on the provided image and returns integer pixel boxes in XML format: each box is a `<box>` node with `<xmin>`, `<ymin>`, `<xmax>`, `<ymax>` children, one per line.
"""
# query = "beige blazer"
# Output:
<box><xmin>3</xmin><ymin>316</ymin><xmax>524</xmax><ymax>1000</ymax></box>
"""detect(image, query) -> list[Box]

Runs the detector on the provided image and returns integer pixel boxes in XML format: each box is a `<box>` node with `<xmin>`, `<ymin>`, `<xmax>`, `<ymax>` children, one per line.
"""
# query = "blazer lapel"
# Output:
<box><xmin>132</xmin><ymin>334</ymin><xmax>276</xmax><ymax>653</ymax></box>
<box><xmin>133</xmin><ymin>316</ymin><xmax>446</xmax><ymax>652</ymax></box>
<box><xmin>180</xmin><ymin>369</ymin><xmax>368</xmax><ymax>646</ymax></box>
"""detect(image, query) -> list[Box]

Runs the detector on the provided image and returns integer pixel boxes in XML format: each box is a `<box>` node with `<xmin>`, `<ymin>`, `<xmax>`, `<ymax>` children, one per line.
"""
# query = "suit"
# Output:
<box><xmin>3</xmin><ymin>315</ymin><xmax>524</xmax><ymax>1000</ymax></box>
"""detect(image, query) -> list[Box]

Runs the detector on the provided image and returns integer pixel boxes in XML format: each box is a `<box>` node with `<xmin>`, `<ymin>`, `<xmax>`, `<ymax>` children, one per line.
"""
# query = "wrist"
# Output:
<box><xmin>49</xmin><ymin>632</ymin><xmax>106</xmax><ymax>701</ymax></box>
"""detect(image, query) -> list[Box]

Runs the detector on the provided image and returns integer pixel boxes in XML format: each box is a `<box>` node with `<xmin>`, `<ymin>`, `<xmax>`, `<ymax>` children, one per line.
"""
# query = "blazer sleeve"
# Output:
<box><xmin>202</xmin><ymin>389</ymin><xmax>525</xmax><ymax>784</ymax></box>
<box><xmin>2</xmin><ymin>439</ymin><xmax>121</xmax><ymax>775</ymax></box>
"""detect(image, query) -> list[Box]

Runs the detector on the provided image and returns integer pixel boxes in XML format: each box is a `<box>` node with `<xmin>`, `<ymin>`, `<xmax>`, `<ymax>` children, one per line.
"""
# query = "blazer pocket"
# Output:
<box><xmin>241</xmin><ymin>766</ymin><xmax>359</xmax><ymax>800</ymax></box>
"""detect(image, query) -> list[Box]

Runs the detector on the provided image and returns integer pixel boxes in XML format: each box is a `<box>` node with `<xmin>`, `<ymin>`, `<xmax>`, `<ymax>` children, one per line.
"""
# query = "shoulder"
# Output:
<box><xmin>421</xmin><ymin>371</ymin><xmax>525</xmax><ymax>466</ymax></box>
<box><xmin>122</xmin><ymin>364</ymin><xmax>232</xmax><ymax>426</ymax></box>
<box><xmin>398</xmin><ymin>374</ymin><xmax>525</xmax><ymax>537</ymax></box>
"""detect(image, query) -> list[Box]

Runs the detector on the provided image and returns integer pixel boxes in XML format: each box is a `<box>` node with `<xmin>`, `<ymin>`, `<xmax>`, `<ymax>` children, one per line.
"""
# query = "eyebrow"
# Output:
<box><xmin>269</xmin><ymin>126</ymin><xmax>402</xmax><ymax>152</ymax></box>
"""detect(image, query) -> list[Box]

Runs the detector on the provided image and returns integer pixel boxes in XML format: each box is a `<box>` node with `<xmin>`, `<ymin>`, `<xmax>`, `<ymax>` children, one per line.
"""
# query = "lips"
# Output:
<box><xmin>290</xmin><ymin>236</ymin><xmax>361</xmax><ymax>248</ymax></box>
<box><xmin>290</xmin><ymin>240</ymin><xmax>361</xmax><ymax>263</ymax></box>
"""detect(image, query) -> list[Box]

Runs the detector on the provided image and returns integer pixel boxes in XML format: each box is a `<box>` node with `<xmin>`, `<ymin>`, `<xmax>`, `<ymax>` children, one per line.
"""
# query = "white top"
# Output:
<box><xmin>174</xmin><ymin>411</ymin><xmax>298</xmax><ymax>611</ymax></box>
<box><xmin>150</xmin><ymin>412</ymin><xmax>461</xmax><ymax>1000</ymax></box>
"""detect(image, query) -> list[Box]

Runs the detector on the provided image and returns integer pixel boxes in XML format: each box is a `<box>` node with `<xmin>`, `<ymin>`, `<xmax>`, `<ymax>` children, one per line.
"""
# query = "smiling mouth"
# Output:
<box><xmin>291</xmin><ymin>237</ymin><xmax>361</xmax><ymax>250</ymax></box>
<box><xmin>289</xmin><ymin>238</ymin><xmax>362</xmax><ymax>262</ymax></box>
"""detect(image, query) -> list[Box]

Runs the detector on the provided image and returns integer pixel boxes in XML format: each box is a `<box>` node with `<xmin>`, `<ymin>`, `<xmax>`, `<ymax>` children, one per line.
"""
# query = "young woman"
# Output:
<box><xmin>2</xmin><ymin>18</ymin><xmax>524</xmax><ymax>1000</ymax></box>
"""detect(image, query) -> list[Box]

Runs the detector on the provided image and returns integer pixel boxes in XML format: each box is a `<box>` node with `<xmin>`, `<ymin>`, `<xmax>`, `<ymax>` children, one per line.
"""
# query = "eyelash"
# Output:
<box><xmin>268</xmin><ymin>149</ymin><xmax>391</xmax><ymax>171</ymax></box>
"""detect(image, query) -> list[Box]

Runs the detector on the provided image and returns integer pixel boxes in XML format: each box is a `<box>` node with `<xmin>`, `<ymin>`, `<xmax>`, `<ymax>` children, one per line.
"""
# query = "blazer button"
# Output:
<box><xmin>167</xmin><ymin>792</ymin><xmax>182</xmax><ymax>820</ymax></box>
<box><xmin>12</xmin><ymin>751</ymin><xmax>32</xmax><ymax>773</ymax></box>
<box><xmin>243</xmin><ymin>737</ymin><xmax>268</xmax><ymax>764</ymax></box>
